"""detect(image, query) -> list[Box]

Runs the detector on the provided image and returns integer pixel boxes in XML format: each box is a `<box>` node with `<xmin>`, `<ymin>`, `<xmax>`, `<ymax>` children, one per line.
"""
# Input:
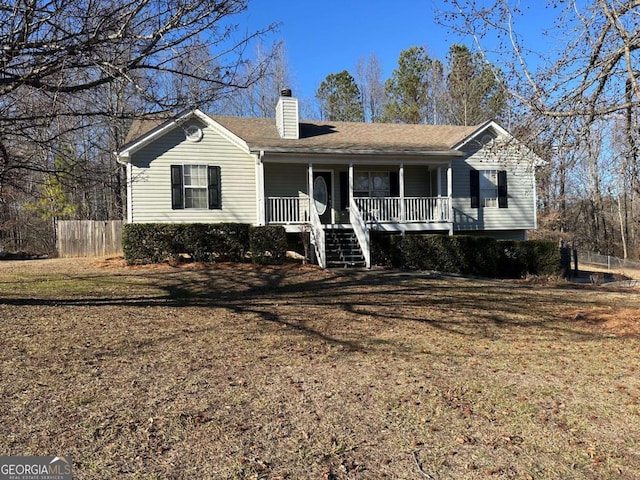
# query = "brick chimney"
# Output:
<box><xmin>276</xmin><ymin>89</ymin><xmax>299</xmax><ymax>139</ymax></box>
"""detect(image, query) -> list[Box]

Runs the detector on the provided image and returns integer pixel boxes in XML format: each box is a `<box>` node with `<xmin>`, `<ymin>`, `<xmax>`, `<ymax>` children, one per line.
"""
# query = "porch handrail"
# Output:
<box><xmin>349</xmin><ymin>197</ymin><xmax>371</xmax><ymax>268</ymax></box>
<box><xmin>309</xmin><ymin>199</ymin><xmax>326</xmax><ymax>269</ymax></box>
<box><xmin>266</xmin><ymin>196</ymin><xmax>309</xmax><ymax>224</ymax></box>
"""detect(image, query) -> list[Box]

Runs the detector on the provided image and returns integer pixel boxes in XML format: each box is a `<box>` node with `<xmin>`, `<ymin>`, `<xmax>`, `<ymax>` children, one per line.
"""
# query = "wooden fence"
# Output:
<box><xmin>56</xmin><ymin>220</ymin><xmax>123</xmax><ymax>258</ymax></box>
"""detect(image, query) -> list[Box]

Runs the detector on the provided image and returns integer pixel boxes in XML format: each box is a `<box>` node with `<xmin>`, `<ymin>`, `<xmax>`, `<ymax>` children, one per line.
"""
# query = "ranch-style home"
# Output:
<box><xmin>116</xmin><ymin>90</ymin><xmax>541</xmax><ymax>268</ymax></box>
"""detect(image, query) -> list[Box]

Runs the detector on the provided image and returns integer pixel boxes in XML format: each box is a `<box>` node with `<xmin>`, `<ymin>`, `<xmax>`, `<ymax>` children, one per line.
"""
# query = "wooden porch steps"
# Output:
<box><xmin>324</xmin><ymin>228</ymin><xmax>366</xmax><ymax>268</ymax></box>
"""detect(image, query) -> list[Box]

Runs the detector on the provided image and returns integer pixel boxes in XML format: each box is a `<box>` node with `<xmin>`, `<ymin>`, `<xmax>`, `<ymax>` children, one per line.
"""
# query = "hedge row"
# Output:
<box><xmin>123</xmin><ymin>224</ymin><xmax>560</xmax><ymax>277</ymax></box>
<box><xmin>371</xmin><ymin>233</ymin><xmax>560</xmax><ymax>278</ymax></box>
<box><xmin>122</xmin><ymin>223</ymin><xmax>287</xmax><ymax>265</ymax></box>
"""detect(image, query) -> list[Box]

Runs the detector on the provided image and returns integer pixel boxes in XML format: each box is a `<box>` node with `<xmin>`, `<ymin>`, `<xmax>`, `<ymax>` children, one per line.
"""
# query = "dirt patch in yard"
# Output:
<box><xmin>567</xmin><ymin>307</ymin><xmax>640</xmax><ymax>337</ymax></box>
<box><xmin>1</xmin><ymin>257</ymin><xmax>640</xmax><ymax>479</ymax></box>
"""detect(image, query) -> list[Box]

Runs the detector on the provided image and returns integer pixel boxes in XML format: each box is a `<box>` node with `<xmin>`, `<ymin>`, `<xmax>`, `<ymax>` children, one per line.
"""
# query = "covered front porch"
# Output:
<box><xmin>257</xmin><ymin>160</ymin><xmax>454</xmax><ymax>267</ymax></box>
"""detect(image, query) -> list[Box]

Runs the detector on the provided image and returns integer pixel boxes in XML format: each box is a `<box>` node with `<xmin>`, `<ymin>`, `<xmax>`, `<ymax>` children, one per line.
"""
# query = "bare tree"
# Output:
<box><xmin>0</xmin><ymin>0</ymin><xmax>276</xmax><ymax>175</ymax></box>
<box><xmin>440</xmin><ymin>1</ymin><xmax>640</xmax><ymax>119</ymax></box>
<box><xmin>0</xmin><ymin>0</ymin><xmax>276</xmax><ymax>252</ymax></box>
<box><xmin>217</xmin><ymin>41</ymin><xmax>293</xmax><ymax>117</ymax></box>
<box><xmin>440</xmin><ymin>0</ymin><xmax>640</xmax><ymax>257</ymax></box>
<box><xmin>355</xmin><ymin>53</ymin><xmax>386</xmax><ymax>122</ymax></box>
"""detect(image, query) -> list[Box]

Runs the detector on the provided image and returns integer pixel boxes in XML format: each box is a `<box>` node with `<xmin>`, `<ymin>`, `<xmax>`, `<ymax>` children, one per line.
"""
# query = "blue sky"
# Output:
<box><xmin>240</xmin><ymin>0</ymin><xmax>559</xmax><ymax>107</ymax></box>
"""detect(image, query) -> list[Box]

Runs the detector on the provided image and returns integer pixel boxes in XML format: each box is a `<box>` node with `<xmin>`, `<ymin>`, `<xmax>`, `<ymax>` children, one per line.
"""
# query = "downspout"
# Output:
<box><xmin>532</xmin><ymin>159</ymin><xmax>538</xmax><ymax>239</ymax></box>
<box><xmin>255</xmin><ymin>150</ymin><xmax>266</xmax><ymax>226</ymax></box>
<box><xmin>126</xmin><ymin>162</ymin><xmax>132</xmax><ymax>224</ymax></box>
<box><xmin>114</xmin><ymin>152</ymin><xmax>132</xmax><ymax>223</ymax></box>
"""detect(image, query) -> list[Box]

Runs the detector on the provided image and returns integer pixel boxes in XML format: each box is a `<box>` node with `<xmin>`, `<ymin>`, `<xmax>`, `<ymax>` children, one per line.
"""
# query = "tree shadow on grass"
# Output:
<box><xmin>1</xmin><ymin>264</ymin><xmax>636</xmax><ymax>355</ymax></box>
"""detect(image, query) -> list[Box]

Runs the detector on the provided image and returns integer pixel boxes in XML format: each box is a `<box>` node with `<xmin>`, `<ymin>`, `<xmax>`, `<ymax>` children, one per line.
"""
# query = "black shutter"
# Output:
<box><xmin>470</xmin><ymin>169</ymin><xmax>480</xmax><ymax>208</ymax></box>
<box><xmin>339</xmin><ymin>171</ymin><xmax>348</xmax><ymax>210</ymax></box>
<box><xmin>171</xmin><ymin>165</ymin><xmax>184</xmax><ymax>209</ymax></box>
<box><xmin>390</xmin><ymin>171</ymin><xmax>400</xmax><ymax>197</ymax></box>
<box><xmin>208</xmin><ymin>166</ymin><xmax>221</xmax><ymax>209</ymax></box>
<box><xmin>497</xmin><ymin>170</ymin><xmax>508</xmax><ymax>208</ymax></box>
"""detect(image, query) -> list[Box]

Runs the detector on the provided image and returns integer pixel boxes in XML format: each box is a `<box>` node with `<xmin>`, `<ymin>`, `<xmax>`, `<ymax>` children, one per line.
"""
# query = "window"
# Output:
<box><xmin>470</xmin><ymin>169</ymin><xmax>507</xmax><ymax>209</ymax></box>
<box><xmin>184</xmin><ymin>165</ymin><xmax>208</xmax><ymax>208</ymax></box>
<box><xmin>354</xmin><ymin>171</ymin><xmax>398</xmax><ymax>197</ymax></box>
<box><xmin>171</xmin><ymin>165</ymin><xmax>221</xmax><ymax>209</ymax></box>
<box><xmin>480</xmin><ymin>169</ymin><xmax>498</xmax><ymax>208</ymax></box>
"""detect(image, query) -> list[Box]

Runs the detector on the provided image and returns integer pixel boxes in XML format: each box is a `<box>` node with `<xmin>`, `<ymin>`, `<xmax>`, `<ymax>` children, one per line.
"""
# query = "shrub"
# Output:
<box><xmin>122</xmin><ymin>223</ymin><xmax>184</xmax><ymax>264</ymax></box>
<box><xmin>250</xmin><ymin>226</ymin><xmax>287</xmax><ymax>265</ymax></box>
<box><xmin>181</xmin><ymin>223</ymin><xmax>250</xmax><ymax>262</ymax></box>
<box><xmin>369</xmin><ymin>234</ymin><xmax>561</xmax><ymax>278</ymax></box>
<box><xmin>397</xmin><ymin>234</ymin><xmax>500</xmax><ymax>276</ymax></box>
<box><xmin>122</xmin><ymin>223</ymin><xmax>251</xmax><ymax>264</ymax></box>
<box><xmin>400</xmin><ymin>234</ymin><xmax>458</xmax><ymax>272</ymax></box>
<box><xmin>456</xmin><ymin>236</ymin><xmax>501</xmax><ymax>277</ymax></box>
<box><xmin>370</xmin><ymin>231</ymin><xmax>400</xmax><ymax>267</ymax></box>
<box><xmin>497</xmin><ymin>241</ymin><xmax>529</xmax><ymax>278</ymax></box>
<box><xmin>527</xmin><ymin>240</ymin><xmax>561</xmax><ymax>275</ymax></box>
<box><xmin>497</xmin><ymin>239</ymin><xmax>560</xmax><ymax>277</ymax></box>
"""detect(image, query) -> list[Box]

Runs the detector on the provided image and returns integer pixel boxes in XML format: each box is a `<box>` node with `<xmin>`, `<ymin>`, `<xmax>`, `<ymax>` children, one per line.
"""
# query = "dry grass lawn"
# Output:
<box><xmin>0</xmin><ymin>257</ymin><xmax>639</xmax><ymax>479</ymax></box>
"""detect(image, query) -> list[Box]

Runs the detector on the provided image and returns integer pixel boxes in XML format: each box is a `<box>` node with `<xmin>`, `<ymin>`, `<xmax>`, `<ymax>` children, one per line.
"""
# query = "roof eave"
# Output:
<box><xmin>251</xmin><ymin>147</ymin><xmax>465</xmax><ymax>157</ymax></box>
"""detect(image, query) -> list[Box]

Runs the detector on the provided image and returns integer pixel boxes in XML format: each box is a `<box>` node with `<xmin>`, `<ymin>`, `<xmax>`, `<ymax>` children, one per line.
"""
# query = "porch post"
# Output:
<box><xmin>447</xmin><ymin>162</ymin><xmax>453</xmax><ymax>235</ymax></box>
<box><xmin>348</xmin><ymin>163</ymin><xmax>354</xmax><ymax>208</ymax></box>
<box><xmin>308</xmin><ymin>162</ymin><xmax>314</xmax><ymax>203</ymax></box>
<box><xmin>399</xmin><ymin>163</ymin><xmax>405</xmax><ymax>222</ymax></box>
<box><xmin>308</xmin><ymin>162</ymin><xmax>316</xmax><ymax>263</ymax></box>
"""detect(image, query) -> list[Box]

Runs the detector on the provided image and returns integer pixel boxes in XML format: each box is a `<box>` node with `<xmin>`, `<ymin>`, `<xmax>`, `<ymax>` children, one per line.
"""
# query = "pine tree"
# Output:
<box><xmin>316</xmin><ymin>70</ymin><xmax>364</xmax><ymax>122</ymax></box>
<box><xmin>445</xmin><ymin>44</ymin><xmax>507</xmax><ymax>125</ymax></box>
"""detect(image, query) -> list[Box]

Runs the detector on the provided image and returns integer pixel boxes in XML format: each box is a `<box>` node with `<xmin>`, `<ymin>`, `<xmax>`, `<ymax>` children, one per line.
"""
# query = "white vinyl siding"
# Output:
<box><xmin>404</xmin><ymin>166</ymin><xmax>441</xmax><ymax>197</ymax></box>
<box><xmin>451</xmin><ymin>137</ymin><xmax>536</xmax><ymax>232</ymax></box>
<box><xmin>276</xmin><ymin>96</ymin><xmax>299</xmax><ymax>139</ymax></box>
<box><xmin>129</xmin><ymin>120</ymin><xmax>257</xmax><ymax>224</ymax></box>
<box><xmin>264</xmin><ymin>164</ymin><xmax>307</xmax><ymax>197</ymax></box>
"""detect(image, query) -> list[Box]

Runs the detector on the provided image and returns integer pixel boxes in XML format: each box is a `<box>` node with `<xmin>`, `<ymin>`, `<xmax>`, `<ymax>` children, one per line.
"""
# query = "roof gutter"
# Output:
<box><xmin>251</xmin><ymin>147</ymin><xmax>464</xmax><ymax>157</ymax></box>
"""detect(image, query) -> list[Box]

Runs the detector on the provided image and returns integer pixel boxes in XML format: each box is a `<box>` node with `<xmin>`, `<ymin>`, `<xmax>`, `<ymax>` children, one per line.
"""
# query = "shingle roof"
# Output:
<box><xmin>124</xmin><ymin>112</ymin><xmax>485</xmax><ymax>155</ymax></box>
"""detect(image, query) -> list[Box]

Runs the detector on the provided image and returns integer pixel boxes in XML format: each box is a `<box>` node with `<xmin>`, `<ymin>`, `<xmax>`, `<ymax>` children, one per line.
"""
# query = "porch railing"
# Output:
<box><xmin>266</xmin><ymin>196</ymin><xmax>450</xmax><ymax>225</ymax></box>
<box><xmin>266</xmin><ymin>196</ymin><xmax>309</xmax><ymax>224</ymax></box>
<box><xmin>404</xmin><ymin>197</ymin><xmax>450</xmax><ymax>222</ymax></box>
<box><xmin>354</xmin><ymin>196</ymin><xmax>450</xmax><ymax>223</ymax></box>
<box><xmin>354</xmin><ymin>197</ymin><xmax>401</xmax><ymax>223</ymax></box>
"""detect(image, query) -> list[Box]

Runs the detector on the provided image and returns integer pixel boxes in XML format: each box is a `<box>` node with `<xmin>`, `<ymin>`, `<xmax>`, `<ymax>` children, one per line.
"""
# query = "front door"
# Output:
<box><xmin>313</xmin><ymin>171</ymin><xmax>332</xmax><ymax>224</ymax></box>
